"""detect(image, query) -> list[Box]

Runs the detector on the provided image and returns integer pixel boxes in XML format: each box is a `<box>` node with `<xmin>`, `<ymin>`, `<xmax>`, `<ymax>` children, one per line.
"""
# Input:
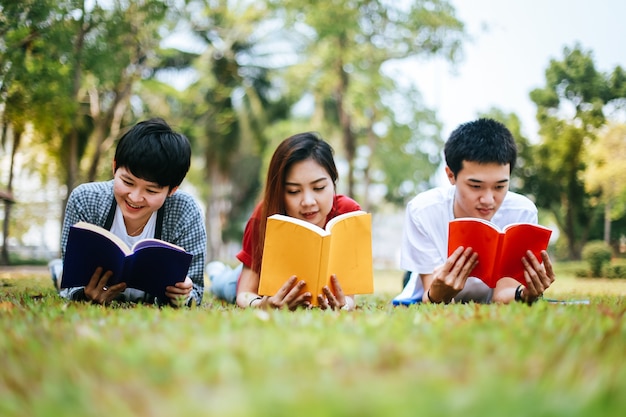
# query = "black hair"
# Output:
<box><xmin>444</xmin><ymin>118</ymin><xmax>517</xmax><ymax>177</ymax></box>
<box><xmin>114</xmin><ymin>118</ymin><xmax>191</xmax><ymax>189</ymax></box>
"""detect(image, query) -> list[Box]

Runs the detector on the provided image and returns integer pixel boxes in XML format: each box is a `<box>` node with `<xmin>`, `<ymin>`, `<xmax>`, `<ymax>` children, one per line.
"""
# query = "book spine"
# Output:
<box><xmin>312</xmin><ymin>235</ymin><xmax>332</xmax><ymax>306</ymax></box>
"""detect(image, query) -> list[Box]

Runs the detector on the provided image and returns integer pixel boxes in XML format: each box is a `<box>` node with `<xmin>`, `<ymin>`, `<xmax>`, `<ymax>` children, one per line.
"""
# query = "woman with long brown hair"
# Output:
<box><xmin>209</xmin><ymin>132</ymin><xmax>362</xmax><ymax>310</ymax></box>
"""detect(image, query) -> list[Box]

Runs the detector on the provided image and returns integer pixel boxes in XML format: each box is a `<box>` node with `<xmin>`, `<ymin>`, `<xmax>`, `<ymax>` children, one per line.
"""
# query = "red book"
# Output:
<box><xmin>447</xmin><ymin>218</ymin><xmax>552</xmax><ymax>288</ymax></box>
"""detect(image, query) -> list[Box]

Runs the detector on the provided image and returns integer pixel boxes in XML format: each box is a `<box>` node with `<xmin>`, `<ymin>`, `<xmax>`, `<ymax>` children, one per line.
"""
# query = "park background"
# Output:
<box><xmin>1</xmin><ymin>2</ymin><xmax>625</xmax><ymax>416</ymax></box>
<box><xmin>2</xmin><ymin>0</ymin><xmax>626</xmax><ymax>271</ymax></box>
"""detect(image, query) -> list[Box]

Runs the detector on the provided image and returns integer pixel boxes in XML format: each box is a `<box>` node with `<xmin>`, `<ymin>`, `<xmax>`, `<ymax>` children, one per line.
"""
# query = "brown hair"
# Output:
<box><xmin>252</xmin><ymin>132</ymin><xmax>338</xmax><ymax>271</ymax></box>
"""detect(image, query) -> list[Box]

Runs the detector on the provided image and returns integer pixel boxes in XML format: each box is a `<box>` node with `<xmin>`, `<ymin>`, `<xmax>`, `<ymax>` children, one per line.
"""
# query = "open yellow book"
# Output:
<box><xmin>258</xmin><ymin>211</ymin><xmax>374</xmax><ymax>305</ymax></box>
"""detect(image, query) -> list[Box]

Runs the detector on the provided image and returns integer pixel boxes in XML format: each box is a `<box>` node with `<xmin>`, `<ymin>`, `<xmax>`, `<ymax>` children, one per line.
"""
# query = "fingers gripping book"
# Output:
<box><xmin>447</xmin><ymin>218</ymin><xmax>552</xmax><ymax>288</ymax></box>
<box><xmin>61</xmin><ymin>222</ymin><xmax>193</xmax><ymax>300</ymax></box>
<box><xmin>258</xmin><ymin>211</ymin><xmax>374</xmax><ymax>305</ymax></box>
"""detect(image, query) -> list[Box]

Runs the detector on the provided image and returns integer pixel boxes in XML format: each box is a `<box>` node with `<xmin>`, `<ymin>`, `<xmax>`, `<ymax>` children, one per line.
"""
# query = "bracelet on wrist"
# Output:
<box><xmin>515</xmin><ymin>285</ymin><xmax>538</xmax><ymax>305</ymax></box>
<box><xmin>514</xmin><ymin>285</ymin><xmax>524</xmax><ymax>302</ymax></box>
<box><xmin>427</xmin><ymin>289</ymin><xmax>440</xmax><ymax>304</ymax></box>
<box><xmin>249</xmin><ymin>296</ymin><xmax>263</xmax><ymax>307</ymax></box>
<box><xmin>341</xmin><ymin>297</ymin><xmax>355</xmax><ymax>311</ymax></box>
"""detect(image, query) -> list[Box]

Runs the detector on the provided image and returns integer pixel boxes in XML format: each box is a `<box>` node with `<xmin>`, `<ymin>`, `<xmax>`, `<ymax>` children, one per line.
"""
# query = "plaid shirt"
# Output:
<box><xmin>59</xmin><ymin>180</ymin><xmax>206</xmax><ymax>306</ymax></box>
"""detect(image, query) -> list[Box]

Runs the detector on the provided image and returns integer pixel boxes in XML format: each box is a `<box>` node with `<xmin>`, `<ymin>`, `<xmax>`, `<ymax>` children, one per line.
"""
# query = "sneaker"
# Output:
<box><xmin>392</xmin><ymin>272</ymin><xmax>423</xmax><ymax>306</ymax></box>
<box><xmin>48</xmin><ymin>258</ymin><xmax>63</xmax><ymax>291</ymax></box>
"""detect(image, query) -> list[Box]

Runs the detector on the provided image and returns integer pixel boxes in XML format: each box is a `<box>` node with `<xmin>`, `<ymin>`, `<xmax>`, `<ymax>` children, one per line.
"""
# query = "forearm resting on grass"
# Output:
<box><xmin>235</xmin><ymin>265</ymin><xmax>311</xmax><ymax>310</ymax></box>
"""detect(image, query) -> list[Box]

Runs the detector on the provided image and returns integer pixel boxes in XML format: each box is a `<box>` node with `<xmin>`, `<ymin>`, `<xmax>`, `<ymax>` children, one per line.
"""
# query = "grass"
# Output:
<box><xmin>0</xmin><ymin>265</ymin><xmax>625</xmax><ymax>417</ymax></box>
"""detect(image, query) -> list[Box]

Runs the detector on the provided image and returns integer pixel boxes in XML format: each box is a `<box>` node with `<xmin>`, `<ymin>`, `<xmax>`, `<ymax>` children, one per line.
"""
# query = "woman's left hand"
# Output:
<box><xmin>318</xmin><ymin>275</ymin><xmax>354</xmax><ymax>311</ymax></box>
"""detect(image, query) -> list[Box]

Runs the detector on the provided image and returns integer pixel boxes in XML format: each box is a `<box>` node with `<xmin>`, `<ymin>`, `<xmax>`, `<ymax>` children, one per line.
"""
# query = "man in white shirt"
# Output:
<box><xmin>395</xmin><ymin>118</ymin><xmax>555</xmax><ymax>305</ymax></box>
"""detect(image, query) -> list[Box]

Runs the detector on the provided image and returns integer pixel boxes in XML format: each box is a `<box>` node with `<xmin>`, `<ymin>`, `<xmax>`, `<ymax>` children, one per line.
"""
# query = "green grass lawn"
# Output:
<box><xmin>1</xmin><ymin>266</ymin><xmax>624</xmax><ymax>417</ymax></box>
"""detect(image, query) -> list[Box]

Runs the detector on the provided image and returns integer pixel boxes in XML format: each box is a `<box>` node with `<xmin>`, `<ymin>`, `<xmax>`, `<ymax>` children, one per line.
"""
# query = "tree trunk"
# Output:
<box><xmin>361</xmin><ymin>110</ymin><xmax>376</xmax><ymax>212</ymax></box>
<box><xmin>1</xmin><ymin>125</ymin><xmax>22</xmax><ymax>265</ymax></box>
<box><xmin>204</xmin><ymin>165</ymin><xmax>232</xmax><ymax>261</ymax></box>
<box><xmin>604</xmin><ymin>201</ymin><xmax>611</xmax><ymax>245</ymax></box>
<box><xmin>335</xmin><ymin>35</ymin><xmax>356</xmax><ymax>197</ymax></box>
<box><xmin>1</xmin><ymin>200</ymin><xmax>12</xmax><ymax>265</ymax></box>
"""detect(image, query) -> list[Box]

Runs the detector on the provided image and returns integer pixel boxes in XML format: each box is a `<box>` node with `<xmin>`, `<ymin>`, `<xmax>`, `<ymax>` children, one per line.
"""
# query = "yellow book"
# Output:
<box><xmin>258</xmin><ymin>210</ymin><xmax>374</xmax><ymax>305</ymax></box>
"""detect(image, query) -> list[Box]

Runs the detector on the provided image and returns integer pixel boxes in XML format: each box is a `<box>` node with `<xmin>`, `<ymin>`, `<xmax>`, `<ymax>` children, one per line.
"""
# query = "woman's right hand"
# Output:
<box><xmin>236</xmin><ymin>266</ymin><xmax>311</xmax><ymax>310</ymax></box>
<box><xmin>261</xmin><ymin>276</ymin><xmax>312</xmax><ymax>310</ymax></box>
<box><xmin>84</xmin><ymin>267</ymin><xmax>126</xmax><ymax>304</ymax></box>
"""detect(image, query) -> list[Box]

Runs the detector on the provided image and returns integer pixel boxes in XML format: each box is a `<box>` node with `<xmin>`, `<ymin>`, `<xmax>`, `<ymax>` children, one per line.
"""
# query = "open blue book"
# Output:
<box><xmin>61</xmin><ymin>222</ymin><xmax>192</xmax><ymax>300</ymax></box>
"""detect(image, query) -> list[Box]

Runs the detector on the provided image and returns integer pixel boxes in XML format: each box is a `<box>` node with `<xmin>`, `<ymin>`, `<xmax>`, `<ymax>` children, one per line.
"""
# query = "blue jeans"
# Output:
<box><xmin>210</xmin><ymin>264</ymin><xmax>241</xmax><ymax>304</ymax></box>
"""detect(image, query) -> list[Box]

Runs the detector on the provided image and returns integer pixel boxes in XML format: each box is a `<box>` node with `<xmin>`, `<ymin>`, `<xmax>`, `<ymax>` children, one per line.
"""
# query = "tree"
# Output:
<box><xmin>0</xmin><ymin>0</ymin><xmax>75</xmax><ymax>264</ymax></box>
<box><xmin>479</xmin><ymin>108</ymin><xmax>533</xmax><ymax>192</ymax></box>
<box><xmin>583</xmin><ymin>124</ymin><xmax>626</xmax><ymax>244</ymax></box>
<box><xmin>367</xmin><ymin>84</ymin><xmax>444</xmax><ymax>207</ymax></box>
<box><xmin>527</xmin><ymin>44</ymin><xmax>626</xmax><ymax>259</ymax></box>
<box><xmin>270</xmin><ymin>0</ymin><xmax>465</xmax><ymax>200</ymax></box>
<box><xmin>1</xmin><ymin>1</ymin><xmax>177</xmax><ymax>259</ymax></box>
<box><xmin>58</xmin><ymin>0</ymin><xmax>171</xmax><ymax>189</ymax></box>
<box><xmin>175</xmin><ymin>0</ymin><xmax>291</xmax><ymax>259</ymax></box>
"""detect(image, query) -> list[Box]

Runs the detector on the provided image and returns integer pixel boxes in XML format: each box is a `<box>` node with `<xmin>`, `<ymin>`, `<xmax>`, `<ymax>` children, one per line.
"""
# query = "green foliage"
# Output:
<box><xmin>584</xmin><ymin>124</ymin><xmax>626</xmax><ymax>221</ymax></box>
<box><xmin>2</xmin><ymin>0</ymin><xmax>469</xmax><ymax>255</ymax></box>
<box><xmin>479</xmin><ymin>109</ymin><xmax>532</xmax><ymax>192</ymax></box>
<box><xmin>1</xmin><ymin>271</ymin><xmax>625</xmax><ymax>417</ymax></box>
<box><xmin>269</xmin><ymin>0</ymin><xmax>465</xmax><ymax>200</ymax></box>
<box><xmin>582</xmin><ymin>240</ymin><xmax>613</xmax><ymax>277</ymax></box>
<box><xmin>524</xmin><ymin>44</ymin><xmax>626</xmax><ymax>260</ymax></box>
<box><xmin>574</xmin><ymin>268</ymin><xmax>591</xmax><ymax>278</ymax></box>
<box><xmin>603</xmin><ymin>264</ymin><xmax>626</xmax><ymax>279</ymax></box>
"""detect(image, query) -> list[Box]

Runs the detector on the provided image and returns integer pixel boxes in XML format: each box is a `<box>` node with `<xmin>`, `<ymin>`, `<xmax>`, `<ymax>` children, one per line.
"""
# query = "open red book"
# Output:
<box><xmin>447</xmin><ymin>218</ymin><xmax>552</xmax><ymax>288</ymax></box>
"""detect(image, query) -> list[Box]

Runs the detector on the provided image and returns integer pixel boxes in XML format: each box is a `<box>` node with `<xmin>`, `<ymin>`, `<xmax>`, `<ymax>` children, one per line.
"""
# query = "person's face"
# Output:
<box><xmin>284</xmin><ymin>158</ymin><xmax>335</xmax><ymax>229</ymax></box>
<box><xmin>112</xmin><ymin>164</ymin><xmax>175</xmax><ymax>226</ymax></box>
<box><xmin>446</xmin><ymin>160</ymin><xmax>510</xmax><ymax>221</ymax></box>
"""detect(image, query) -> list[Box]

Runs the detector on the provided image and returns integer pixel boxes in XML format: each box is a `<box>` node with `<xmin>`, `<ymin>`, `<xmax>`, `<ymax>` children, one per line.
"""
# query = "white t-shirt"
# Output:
<box><xmin>110</xmin><ymin>206</ymin><xmax>157</xmax><ymax>248</ymax></box>
<box><xmin>397</xmin><ymin>185</ymin><xmax>538</xmax><ymax>303</ymax></box>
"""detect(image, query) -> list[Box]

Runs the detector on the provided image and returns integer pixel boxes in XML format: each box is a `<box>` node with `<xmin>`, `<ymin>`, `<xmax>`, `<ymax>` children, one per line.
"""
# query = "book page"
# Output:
<box><xmin>126</xmin><ymin>247</ymin><xmax>193</xmax><ymax>298</ymax></box>
<box><xmin>326</xmin><ymin>212</ymin><xmax>374</xmax><ymax>295</ymax></box>
<box><xmin>267</xmin><ymin>214</ymin><xmax>329</xmax><ymax>236</ymax></box>
<box><xmin>447</xmin><ymin>218</ymin><xmax>501</xmax><ymax>287</ymax></box>
<box><xmin>496</xmin><ymin>223</ymin><xmax>552</xmax><ymax>284</ymax></box>
<box><xmin>132</xmin><ymin>238</ymin><xmax>186</xmax><ymax>252</ymax></box>
<box><xmin>73</xmin><ymin>221</ymin><xmax>131</xmax><ymax>254</ymax></box>
<box><xmin>259</xmin><ymin>217</ymin><xmax>328</xmax><ymax>301</ymax></box>
<box><xmin>325</xmin><ymin>210</ymin><xmax>366</xmax><ymax>231</ymax></box>
<box><xmin>61</xmin><ymin>225</ymin><xmax>129</xmax><ymax>288</ymax></box>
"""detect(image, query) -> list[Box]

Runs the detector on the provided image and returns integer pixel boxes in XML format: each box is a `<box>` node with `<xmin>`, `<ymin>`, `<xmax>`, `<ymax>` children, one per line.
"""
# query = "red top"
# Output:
<box><xmin>236</xmin><ymin>194</ymin><xmax>361</xmax><ymax>272</ymax></box>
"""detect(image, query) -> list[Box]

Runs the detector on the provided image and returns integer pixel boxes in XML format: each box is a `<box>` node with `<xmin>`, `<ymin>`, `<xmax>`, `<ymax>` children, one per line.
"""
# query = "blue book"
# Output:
<box><xmin>61</xmin><ymin>222</ymin><xmax>192</xmax><ymax>300</ymax></box>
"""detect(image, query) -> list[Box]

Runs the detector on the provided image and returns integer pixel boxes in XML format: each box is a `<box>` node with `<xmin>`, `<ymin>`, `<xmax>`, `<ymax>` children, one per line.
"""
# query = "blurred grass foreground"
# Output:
<box><xmin>0</xmin><ymin>265</ymin><xmax>624</xmax><ymax>417</ymax></box>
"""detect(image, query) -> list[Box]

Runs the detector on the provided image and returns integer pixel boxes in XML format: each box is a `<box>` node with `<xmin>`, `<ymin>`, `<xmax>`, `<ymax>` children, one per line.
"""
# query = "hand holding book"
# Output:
<box><xmin>83</xmin><ymin>266</ymin><xmax>127</xmax><ymax>304</ymax></box>
<box><xmin>258</xmin><ymin>211</ymin><xmax>374</xmax><ymax>305</ymax></box>
<box><xmin>447</xmin><ymin>218</ymin><xmax>552</xmax><ymax>288</ymax></box>
<box><xmin>61</xmin><ymin>222</ymin><xmax>193</xmax><ymax>302</ymax></box>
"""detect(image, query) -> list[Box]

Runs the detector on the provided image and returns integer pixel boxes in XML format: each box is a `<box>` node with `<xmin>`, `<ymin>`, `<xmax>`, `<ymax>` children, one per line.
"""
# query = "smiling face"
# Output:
<box><xmin>112</xmin><ymin>165</ymin><xmax>175</xmax><ymax>231</ymax></box>
<box><xmin>283</xmin><ymin>158</ymin><xmax>335</xmax><ymax>229</ymax></box>
<box><xmin>447</xmin><ymin>160</ymin><xmax>510</xmax><ymax>221</ymax></box>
